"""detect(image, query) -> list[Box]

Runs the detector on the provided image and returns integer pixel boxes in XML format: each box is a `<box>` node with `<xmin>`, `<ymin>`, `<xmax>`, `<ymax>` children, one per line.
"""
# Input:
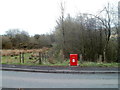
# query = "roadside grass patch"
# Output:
<box><xmin>80</xmin><ymin>61</ymin><xmax>118</xmax><ymax>67</ymax></box>
<box><xmin>1</xmin><ymin>54</ymin><xmax>119</xmax><ymax>67</ymax></box>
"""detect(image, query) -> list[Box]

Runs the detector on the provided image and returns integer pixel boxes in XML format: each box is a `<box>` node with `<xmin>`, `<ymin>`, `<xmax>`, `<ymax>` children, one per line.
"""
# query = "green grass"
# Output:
<box><xmin>2</xmin><ymin>53</ymin><xmax>34</xmax><ymax>63</ymax></box>
<box><xmin>1</xmin><ymin>60</ymin><xmax>119</xmax><ymax>67</ymax></box>
<box><xmin>80</xmin><ymin>61</ymin><xmax>119</xmax><ymax>67</ymax></box>
<box><xmin>1</xmin><ymin>54</ymin><xmax>119</xmax><ymax>67</ymax></box>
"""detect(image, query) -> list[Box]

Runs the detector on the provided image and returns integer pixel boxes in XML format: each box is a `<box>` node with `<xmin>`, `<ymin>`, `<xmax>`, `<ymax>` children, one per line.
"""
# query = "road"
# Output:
<box><xmin>2</xmin><ymin>71</ymin><xmax>118</xmax><ymax>88</ymax></box>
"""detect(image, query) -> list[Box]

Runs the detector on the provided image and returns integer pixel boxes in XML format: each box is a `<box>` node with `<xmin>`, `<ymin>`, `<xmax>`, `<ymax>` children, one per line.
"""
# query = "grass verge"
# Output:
<box><xmin>1</xmin><ymin>60</ymin><xmax>119</xmax><ymax>67</ymax></box>
<box><xmin>1</xmin><ymin>53</ymin><xmax>119</xmax><ymax>67</ymax></box>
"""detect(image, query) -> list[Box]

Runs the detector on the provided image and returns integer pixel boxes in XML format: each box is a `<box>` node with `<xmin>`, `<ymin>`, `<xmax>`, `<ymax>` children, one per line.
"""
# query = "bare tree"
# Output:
<box><xmin>86</xmin><ymin>3</ymin><xmax>117</xmax><ymax>62</ymax></box>
<box><xmin>117</xmin><ymin>1</ymin><xmax>120</xmax><ymax>61</ymax></box>
<box><xmin>61</xmin><ymin>2</ymin><xmax>66</xmax><ymax>60</ymax></box>
<box><xmin>56</xmin><ymin>2</ymin><xmax>66</xmax><ymax>61</ymax></box>
<box><xmin>0</xmin><ymin>35</ymin><xmax>1</xmax><ymax>63</ymax></box>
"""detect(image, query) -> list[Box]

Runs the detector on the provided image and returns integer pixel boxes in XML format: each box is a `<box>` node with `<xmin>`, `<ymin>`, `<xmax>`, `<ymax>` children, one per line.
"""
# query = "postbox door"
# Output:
<box><xmin>70</xmin><ymin>54</ymin><xmax>78</xmax><ymax>66</ymax></box>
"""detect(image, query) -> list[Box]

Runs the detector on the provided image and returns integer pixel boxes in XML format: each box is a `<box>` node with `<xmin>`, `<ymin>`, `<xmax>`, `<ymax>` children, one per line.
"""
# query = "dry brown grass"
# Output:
<box><xmin>2</xmin><ymin>47</ymin><xmax>50</xmax><ymax>56</ymax></box>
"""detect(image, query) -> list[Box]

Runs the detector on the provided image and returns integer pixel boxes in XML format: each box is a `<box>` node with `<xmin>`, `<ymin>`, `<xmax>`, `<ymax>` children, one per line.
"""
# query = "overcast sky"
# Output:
<box><xmin>0</xmin><ymin>0</ymin><xmax>119</xmax><ymax>35</ymax></box>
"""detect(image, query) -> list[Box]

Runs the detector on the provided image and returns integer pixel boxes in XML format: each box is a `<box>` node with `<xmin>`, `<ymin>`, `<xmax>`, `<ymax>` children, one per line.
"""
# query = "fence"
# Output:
<box><xmin>18</xmin><ymin>52</ymin><xmax>50</xmax><ymax>64</ymax></box>
<box><xmin>2</xmin><ymin>48</ymin><xmax>55</xmax><ymax>65</ymax></box>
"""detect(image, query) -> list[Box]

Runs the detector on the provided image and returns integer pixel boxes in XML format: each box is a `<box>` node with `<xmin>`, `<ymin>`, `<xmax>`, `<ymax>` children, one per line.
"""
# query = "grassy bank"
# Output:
<box><xmin>1</xmin><ymin>59</ymin><xmax>119</xmax><ymax>67</ymax></box>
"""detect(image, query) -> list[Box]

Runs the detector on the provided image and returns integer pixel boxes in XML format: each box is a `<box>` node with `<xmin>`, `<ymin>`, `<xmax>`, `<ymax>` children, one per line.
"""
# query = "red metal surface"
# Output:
<box><xmin>70</xmin><ymin>54</ymin><xmax>78</xmax><ymax>66</ymax></box>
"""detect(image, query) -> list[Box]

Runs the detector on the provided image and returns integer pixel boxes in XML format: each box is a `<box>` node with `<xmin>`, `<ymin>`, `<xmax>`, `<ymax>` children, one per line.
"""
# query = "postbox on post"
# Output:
<box><xmin>70</xmin><ymin>54</ymin><xmax>78</xmax><ymax>66</ymax></box>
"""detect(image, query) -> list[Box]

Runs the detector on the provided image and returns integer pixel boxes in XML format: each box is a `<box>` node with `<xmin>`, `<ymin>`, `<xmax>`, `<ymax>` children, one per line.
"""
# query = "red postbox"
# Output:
<box><xmin>70</xmin><ymin>54</ymin><xmax>78</xmax><ymax>66</ymax></box>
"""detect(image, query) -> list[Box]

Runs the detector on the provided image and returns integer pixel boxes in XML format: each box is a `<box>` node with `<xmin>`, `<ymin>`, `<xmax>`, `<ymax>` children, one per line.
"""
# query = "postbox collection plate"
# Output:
<box><xmin>70</xmin><ymin>54</ymin><xmax>78</xmax><ymax>66</ymax></box>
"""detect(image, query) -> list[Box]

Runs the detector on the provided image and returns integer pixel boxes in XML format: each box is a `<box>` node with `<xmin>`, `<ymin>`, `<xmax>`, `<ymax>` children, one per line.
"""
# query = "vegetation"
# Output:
<box><xmin>2</xmin><ymin>59</ymin><xmax>118</xmax><ymax>67</ymax></box>
<box><xmin>0</xmin><ymin>2</ymin><xmax>119</xmax><ymax>66</ymax></box>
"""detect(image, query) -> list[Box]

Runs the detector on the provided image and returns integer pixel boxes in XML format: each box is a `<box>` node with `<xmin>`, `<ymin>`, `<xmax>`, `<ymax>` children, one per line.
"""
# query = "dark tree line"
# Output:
<box><xmin>1</xmin><ymin>29</ymin><xmax>54</xmax><ymax>49</ymax></box>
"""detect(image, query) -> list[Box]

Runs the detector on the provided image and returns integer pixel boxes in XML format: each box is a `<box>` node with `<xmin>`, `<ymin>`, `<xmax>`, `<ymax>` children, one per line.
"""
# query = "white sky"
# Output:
<box><xmin>0</xmin><ymin>0</ymin><xmax>119</xmax><ymax>35</ymax></box>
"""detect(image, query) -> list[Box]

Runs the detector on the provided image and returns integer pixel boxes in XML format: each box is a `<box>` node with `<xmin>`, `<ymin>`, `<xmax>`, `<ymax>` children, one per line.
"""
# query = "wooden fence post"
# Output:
<box><xmin>19</xmin><ymin>52</ymin><xmax>21</xmax><ymax>63</ymax></box>
<box><xmin>41</xmin><ymin>53</ymin><xmax>42</xmax><ymax>62</ymax></box>
<box><xmin>22</xmin><ymin>53</ymin><xmax>24</xmax><ymax>63</ymax></box>
<box><xmin>44</xmin><ymin>53</ymin><xmax>46</xmax><ymax>62</ymax></box>
<box><xmin>79</xmin><ymin>54</ymin><xmax>83</xmax><ymax>64</ymax></box>
<box><xmin>43</xmin><ymin>53</ymin><xmax>45</xmax><ymax>61</ymax></box>
<box><xmin>39</xmin><ymin>52</ymin><xmax>41</xmax><ymax>64</ymax></box>
<box><xmin>45</xmin><ymin>52</ymin><xmax>48</xmax><ymax>61</ymax></box>
<box><xmin>42</xmin><ymin>53</ymin><xmax>44</xmax><ymax>61</ymax></box>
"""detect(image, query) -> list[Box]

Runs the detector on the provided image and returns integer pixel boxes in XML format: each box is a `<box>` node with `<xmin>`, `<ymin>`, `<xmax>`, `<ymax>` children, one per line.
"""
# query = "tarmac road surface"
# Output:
<box><xmin>2</xmin><ymin>71</ymin><xmax>118</xmax><ymax>88</ymax></box>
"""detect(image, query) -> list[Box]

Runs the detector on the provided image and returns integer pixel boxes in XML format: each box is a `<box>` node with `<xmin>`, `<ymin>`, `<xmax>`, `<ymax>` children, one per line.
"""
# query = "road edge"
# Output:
<box><xmin>1</xmin><ymin>67</ymin><xmax>119</xmax><ymax>74</ymax></box>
